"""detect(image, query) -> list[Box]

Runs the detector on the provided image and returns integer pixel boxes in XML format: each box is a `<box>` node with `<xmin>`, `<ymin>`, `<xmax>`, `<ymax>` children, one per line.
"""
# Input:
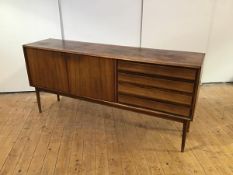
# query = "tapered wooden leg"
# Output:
<box><xmin>187</xmin><ymin>121</ymin><xmax>190</xmax><ymax>133</ymax></box>
<box><xmin>57</xmin><ymin>94</ymin><xmax>60</xmax><ymax>101</ymax></box>
<box><xmin>181</xmin><ymin>120</ymin><xmax>188</xmax><ymax>152</ymax></box>
<box><xmin>35</xmin><ymin>88</ymin><xmax>42</xmax><ymax>113</ymax></box>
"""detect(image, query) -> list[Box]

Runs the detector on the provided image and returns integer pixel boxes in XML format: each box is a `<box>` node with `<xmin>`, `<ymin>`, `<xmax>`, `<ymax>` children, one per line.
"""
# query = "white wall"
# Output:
<box><xmin>0</xmin><ymin>0</ymin><xmax>61</xmax><ymax>92</ymax></box>
<box><xmin>202</xmin><ymin>0</ymin><xmax>233</xmax><ymax>83</ymax></box>
<box><xmin>0</xmin><ymin>0</ymin><xmax>232</xmax><ymax>92</ymax></box>
<box><xmin>141</xmin><ymin>0</ymin><xmax>214</xmax><ymax>52</ymax></box>
<box><xmin>60</xmin><ymin>0</ymin><xmax>141</xmax><ymax>47</ymax></box>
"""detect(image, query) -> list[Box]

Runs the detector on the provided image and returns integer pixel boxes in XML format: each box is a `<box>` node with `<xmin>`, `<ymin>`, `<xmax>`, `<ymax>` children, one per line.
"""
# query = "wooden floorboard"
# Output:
<box><xmin>0</xmin><ymin>84</ymin><xmax>232</xmax><ymax>175</ymax></box>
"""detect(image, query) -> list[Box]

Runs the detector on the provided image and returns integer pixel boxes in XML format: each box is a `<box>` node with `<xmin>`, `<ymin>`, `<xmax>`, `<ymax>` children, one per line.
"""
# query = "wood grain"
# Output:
<box><xmin>118</xmin><ymin>60</ymin><xmax>197</xmax><ymax>81</ymax></box>
<box><xmin>118</xmin><ymin>72</ymin><xmax>194</xmax><ymax>93</ymax></box>
<box><xmin>118</xmin><ymin>82</ymin><xmax>193</xmax><ymax>106</ymax></box>
<box><xmin>24</xmin><ymin>38</ymin><xmax>204</xmax><ymax>68</ymax></box>
<box><xmin>118</xmin><ymin>94</ymin><xmax>190</xmax><ymax>117</ymax></box>
<box><xmin>67</xmin><ymin>54</ymin><xmax>116</xmax><ymax>102</ymax></box>
<box><xmin>25</xmin><ymin>48</ymin><xmax>69</xmax><ymax>93</ymax></box>
<box><xmin>0</xmin><ymin>84</ymin><xmax>232</xmax><ymax>175</ymax></box>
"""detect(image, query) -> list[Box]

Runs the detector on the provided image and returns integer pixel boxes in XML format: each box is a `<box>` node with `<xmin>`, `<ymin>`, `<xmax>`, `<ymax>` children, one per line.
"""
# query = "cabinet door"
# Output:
<box><xmin>67</xmin><ymin>54</ymin><xmax>116</xmax><ymax>102</ymax></box>
<box><xmin>25</xmin><ymin>48</ymin><xmax>69</xmax><ymax>93</ymax></box>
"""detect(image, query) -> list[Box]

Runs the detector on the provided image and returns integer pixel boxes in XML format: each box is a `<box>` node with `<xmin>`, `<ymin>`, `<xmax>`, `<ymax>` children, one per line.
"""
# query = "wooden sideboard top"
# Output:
<box><xmin>24</xmin><ymin>38</ymin><xmax>204</xmax><ymax>68</ymax></box>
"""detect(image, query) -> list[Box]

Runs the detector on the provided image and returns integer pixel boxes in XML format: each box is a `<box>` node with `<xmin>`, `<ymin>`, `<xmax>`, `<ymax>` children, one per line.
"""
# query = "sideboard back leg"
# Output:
<box><xmin>187</xmin><ymin>121</ymin><xmax>190</xmax><ymax>133</ymax></box>
<box><xmin>57</xmin><ymin>94</ymin><xmax>60</xmax><ymax>101</ymax></box>
<box><xmin>181</xmin><ymin>120</ymin><xmax>188</xmax><ymax>152</ymax></box>
<box><xmin>35</xmin><ymin>88</ymin><xmax>42</xmax><ymax>113</ymax></box>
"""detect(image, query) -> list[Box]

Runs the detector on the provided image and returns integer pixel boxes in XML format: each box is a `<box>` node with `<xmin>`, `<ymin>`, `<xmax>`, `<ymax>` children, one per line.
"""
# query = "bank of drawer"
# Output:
<box><xmin>119</xmin><ymin>94</ymin><xmax>190</xmax><ymax>117</ymax></box>
<box><xmin>118</xmin><ymin>82</ymin><xmax>192</xmax><ymax>105</ymax></box>
<box><xmin>118</xmin><ymin>61</ymin><xmax>197</xmax><ymax>80</ymax></box>
<box><xmin>118</xmin><ymin>72</ymin><xmax>194</xmax><ymax>93</ymax></box>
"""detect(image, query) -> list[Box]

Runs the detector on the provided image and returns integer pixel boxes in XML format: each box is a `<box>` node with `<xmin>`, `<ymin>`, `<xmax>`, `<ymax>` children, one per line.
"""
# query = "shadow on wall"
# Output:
<box><xmin>0</xmin><ymin>65</ymin><xmax>33</xmax><ymax>92</ymax></box>
<box><xmin>230</xmin><ymin>77</ymin><xmax>233</xmax><ymax>82</ymax></box>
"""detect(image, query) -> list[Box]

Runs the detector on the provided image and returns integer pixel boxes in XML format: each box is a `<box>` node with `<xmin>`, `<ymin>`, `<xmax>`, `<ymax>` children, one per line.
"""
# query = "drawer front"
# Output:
<box><xmin>118</xmin><ymin>72</ymin><xmax>194</xmax><ymax>93</ymax></box>
<box><xmin>118</xmin><ymin>82</ymin><xmax>192</xmax><ymax>105</ymax></box>
<box><xmin>119</xmin><ymin>94</ymin><xmax>190</xmax><ymax>117</ymax></box>
<box><xmin>117</xmin><ymin>60</ymin><xmax>197</xmax><ymax>118</ymax></box>
<box><xmin>118</xmin><ymin>61</ymin><xmax>197</xmax><ymax>80</ymax></box>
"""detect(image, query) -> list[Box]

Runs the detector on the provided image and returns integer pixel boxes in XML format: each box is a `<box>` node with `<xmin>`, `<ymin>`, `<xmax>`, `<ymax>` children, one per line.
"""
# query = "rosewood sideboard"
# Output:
<box><xmin>23</xmin><ymin>39</ymin><xmax>204</xmax><ymax>152</ymax></box>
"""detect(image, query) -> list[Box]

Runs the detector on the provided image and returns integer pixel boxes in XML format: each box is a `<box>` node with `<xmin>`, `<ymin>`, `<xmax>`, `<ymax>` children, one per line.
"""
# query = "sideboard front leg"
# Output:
<box><xmin>35</xmin><ymin>88</ymin><xmax>42</xmax><ymax>113</ymax></box>
<box><xmin>57</xmin><ymin>94</ymin><xmax>60</xmax><ymax>101</ymax></box>
<box><xmin>181</xmin><ymin>120</ymin><xmax>188</xmax><ymax>152</ymax></box>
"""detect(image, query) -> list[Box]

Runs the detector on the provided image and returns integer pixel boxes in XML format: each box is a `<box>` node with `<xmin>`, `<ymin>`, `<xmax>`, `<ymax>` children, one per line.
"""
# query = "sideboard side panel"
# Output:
<box><xmin>190</xmin><ymin>68</ymin><xmax>202</xmax><ymax>120</ymax></box>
